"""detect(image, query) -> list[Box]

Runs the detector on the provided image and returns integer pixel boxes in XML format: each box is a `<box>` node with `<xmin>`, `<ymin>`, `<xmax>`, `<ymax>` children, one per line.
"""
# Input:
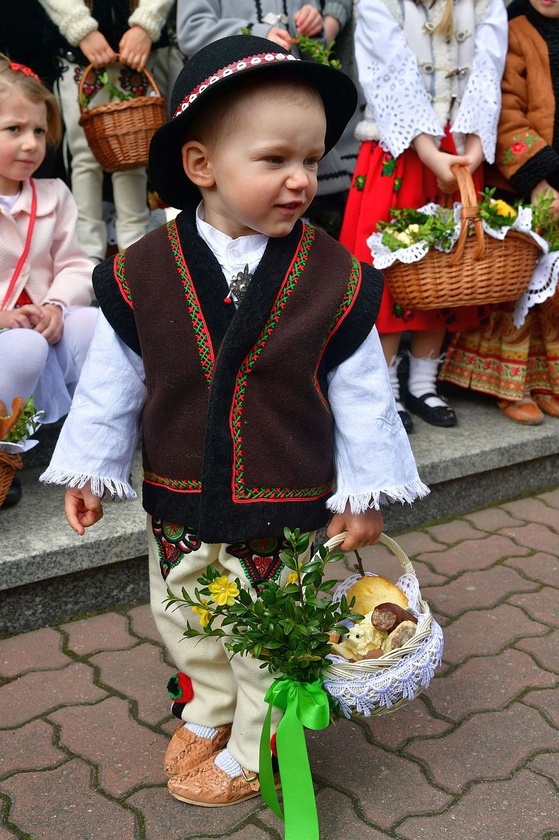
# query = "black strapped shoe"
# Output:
<box><xmin>404</xmin><ymin>392</ymin><xmax>457</xmax><ymax>427</ymax></box>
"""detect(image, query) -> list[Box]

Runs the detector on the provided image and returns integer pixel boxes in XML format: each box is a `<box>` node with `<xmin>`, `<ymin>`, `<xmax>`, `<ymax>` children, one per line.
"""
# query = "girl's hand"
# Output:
<box><xmin>65</xmin><ymin>483</ymin><xmax>104</xmax><ymax>535</ymax></box>
<box><xmin>34</xmin><ymin>303</ymin><xmax>63</xmax><ymax>345</ymax></box>
<box><xmin>119</xmin><ymin>25</ymin><xmax>153</xmax><ymax>71</ymax></box>
<box><xmin>412</xmin><ymin>133</ymin><xmax>469</xmax><ymax>193</ymax></box>
<box><xmin>326</xmin><ymin>503</ymin><xmax>384</xmax><ymax>552</ymax></box>
<box><xmin>464</xmin><ymin>134</ymin><xmax>485</xmax><ymax>175</ymax></box>
<box><xmin>0</xmin><ymin>304</ymin><xmax>44</xmax><ymax>330</ymax></box>
<box><xmin>294</xmin><ymin>5</ymin><xmax>324</xmax><ymax>36</ymax></box>
<box><xmin>266</xmin><ymin>26</ymin><xmax>296</xmax><ymax>50</ymax></box>
<box><xmin>79</xmin><ymin>30</ymin><xmax>117</xmax><ymax>67</ymax></box>
<box><xmin>531</xmin><ymin>180</ymin><xmax>559</xmax><ymax>217</ymax></box>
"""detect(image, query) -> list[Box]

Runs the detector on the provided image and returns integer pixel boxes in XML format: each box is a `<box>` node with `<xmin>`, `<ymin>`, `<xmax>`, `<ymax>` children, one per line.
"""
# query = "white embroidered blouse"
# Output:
<box><xmin>354</xmin><ymin>0</ymin><xmax>508</xmax><ymax>162</ymax></box>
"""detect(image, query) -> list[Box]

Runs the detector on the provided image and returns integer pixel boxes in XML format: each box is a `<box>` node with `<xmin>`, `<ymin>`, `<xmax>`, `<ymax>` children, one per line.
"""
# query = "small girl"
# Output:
<box><xmin>339</xmin><ymin>0</ymin><xmax>508</xmax><ymax>432</ymax></box>
<box><xmin>439</xmin><ymin>0</ymin><xmax>559</xmax><ymax>425</ymax></box>
<box><xmin>0</xmin><ymin>57</ymin><xmax>97</xmax><ymax>503</ymax></box>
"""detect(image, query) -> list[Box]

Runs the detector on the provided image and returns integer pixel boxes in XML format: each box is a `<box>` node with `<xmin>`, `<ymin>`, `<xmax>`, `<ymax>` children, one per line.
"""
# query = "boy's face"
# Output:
<box><xmin>529</xmin><ymin>0</ymin><xmax>559</xmax><ymax>17</ymax></box>
<box><xmin>190</xmin><ymin>84</ymin><xmax>326</xmax><ymax>239</ymax></box>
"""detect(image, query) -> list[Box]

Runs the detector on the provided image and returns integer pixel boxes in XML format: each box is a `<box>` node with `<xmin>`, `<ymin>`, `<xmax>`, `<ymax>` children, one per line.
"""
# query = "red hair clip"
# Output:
<box><xmin>9</xmin><ymin>62</ymin><xmax>40</xmax><ymax>83</ymax></box>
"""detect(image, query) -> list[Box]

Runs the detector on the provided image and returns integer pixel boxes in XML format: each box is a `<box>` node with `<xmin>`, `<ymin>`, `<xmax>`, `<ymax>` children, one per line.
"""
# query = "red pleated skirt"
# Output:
<box><xmin>339</xmin><ymin>135</ymin><xmax>487</xmax><ymax>334</ymax></box>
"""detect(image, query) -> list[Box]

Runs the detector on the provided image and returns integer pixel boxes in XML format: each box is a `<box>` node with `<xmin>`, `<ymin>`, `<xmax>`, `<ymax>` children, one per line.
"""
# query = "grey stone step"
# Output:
<box><xmin>2</xmin><ymin>388</ymin><xmax>559</xmax><ymax>634</ymax></box>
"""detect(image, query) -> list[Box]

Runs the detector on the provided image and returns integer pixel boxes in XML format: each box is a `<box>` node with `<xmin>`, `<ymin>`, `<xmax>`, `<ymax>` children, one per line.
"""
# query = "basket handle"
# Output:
<box><xmin>447</xmin><ymin>163</ymin><xmax>485</xmax><ymax>266</ymax></box>
<box><xmin>77</xmin><ymin>56</ymin><xmax>162</xmax><ymax>113</ymax></box>
<box><xmin>318</xmin><ymin>531</ymin><xmax>416</xmax><ymax>576</ymax></box>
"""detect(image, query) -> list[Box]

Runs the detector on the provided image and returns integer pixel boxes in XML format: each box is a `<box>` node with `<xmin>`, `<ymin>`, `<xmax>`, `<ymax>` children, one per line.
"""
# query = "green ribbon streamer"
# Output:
<box><xmin>259</xmin><ymin>676</ymin><xmax>330</xmax><ymax>840</ymax></box>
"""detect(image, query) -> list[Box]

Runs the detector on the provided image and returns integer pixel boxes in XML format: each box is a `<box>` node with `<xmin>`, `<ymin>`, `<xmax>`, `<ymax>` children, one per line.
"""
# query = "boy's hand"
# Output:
<box><xmin>294</xmin><ymin>5</ymin><xmax>324</xmax><ymax>36</ymax></box>
<box><xmin>119</xmin><ymin>25</ymin><xmax>152</xmax><ymax>70</ymax></box>
<box><xmin>79</xmin><ymin>30</ymin><xmax>117</xmax><ymax>67</ymax></box>
<box><xmin>65</xmin><ymin>484</ymin><xmax>104</xmax><ymax>535</ymax></box>
<box><xmin>327</xmin><ymin>503</ymin><xmax>384</xmax><ymax>551</ymax></box>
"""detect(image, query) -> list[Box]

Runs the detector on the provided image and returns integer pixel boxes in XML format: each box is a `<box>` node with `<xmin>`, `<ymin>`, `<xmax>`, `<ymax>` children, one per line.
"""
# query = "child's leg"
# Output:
<box><xmin>111</xmin><ymin>169</ymin><xmax>150</xmax><ymax>251</ymax></box>
<box><xmin>56</xmin><ymin>306</ymin><xmax>99</xmax><ymax>381</ymax></box>
<box><xmin>54</xmin><ymin>62</ymin><xmax>107</xmax><ymax>263</ymax></box>
<box><xmin>0</xmin><ymin>328</ymin><xmax>49</xmax><ymax>405</ymax></box>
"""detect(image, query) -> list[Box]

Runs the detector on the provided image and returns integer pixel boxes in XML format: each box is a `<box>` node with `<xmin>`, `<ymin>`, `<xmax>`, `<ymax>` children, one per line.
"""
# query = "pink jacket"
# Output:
<box><xmin>0</xmin><ymin>178</ymin><xmax>94</xmax><ymax>311</ymax></box>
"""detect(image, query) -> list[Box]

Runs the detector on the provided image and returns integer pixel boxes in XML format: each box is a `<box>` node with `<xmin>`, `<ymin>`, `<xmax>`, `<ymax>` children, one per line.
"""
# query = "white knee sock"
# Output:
<box><xmin>408</xmin><ymin>353</ymin><xmax>447</xmax><ymax>408</ymax></box>
<box><xmin>387</xmin><ymin>355</ymin><xmax>405</xmax><ymax>412</ymax></box>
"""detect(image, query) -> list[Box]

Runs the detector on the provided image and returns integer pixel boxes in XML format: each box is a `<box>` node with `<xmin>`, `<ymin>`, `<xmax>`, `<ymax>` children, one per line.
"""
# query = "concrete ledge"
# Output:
<box><xmin>2</xmin><ymin>388</ymin><xmax>559</xmax><ymax>633</ymax></box>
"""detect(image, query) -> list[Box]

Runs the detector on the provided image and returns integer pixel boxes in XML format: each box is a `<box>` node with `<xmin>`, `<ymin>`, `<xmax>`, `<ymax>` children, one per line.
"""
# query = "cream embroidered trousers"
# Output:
<box><xmin>148</xmin><ymin>516</ymin><xmax>312</xmax><ymax>770</ymax></box>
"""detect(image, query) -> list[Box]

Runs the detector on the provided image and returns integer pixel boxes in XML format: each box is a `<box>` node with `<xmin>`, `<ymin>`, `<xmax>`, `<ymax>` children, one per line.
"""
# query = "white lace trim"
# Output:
<box><xmin>326</xmin><ymin>478</ymin><xmax>431</xmax><ymax>515</ymax></box>
<box><xmin>367</xmin><ymin>51</ymin><xmax>444</xmax><ymax>158</ymax></box>
<box><xmin>451</xmin><ymin>51</ymin><xmax>501</xmax><ymax>163</ymax></box>
<box><xmin>513</xmin><ymin>251</ymin><xmax>559</xmax><ymax>328</ymax></box>
<box><xmin>322</xmin><ymin>571</ymin><xmax>444</xmax><ymax>717</ymax></box>
<box><xmin>368</xmin><ymin>202</ymin><xmax>547</xmax><ymax>270</ymax></box>
<box><xmin>39</xmin><ymin>467</ymin><xmax>137</xmax><ymax>500</ymax></box>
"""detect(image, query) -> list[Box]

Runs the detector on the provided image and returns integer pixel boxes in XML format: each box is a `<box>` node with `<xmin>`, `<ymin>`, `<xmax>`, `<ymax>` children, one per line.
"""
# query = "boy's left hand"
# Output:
<box><xmin>294</xmin><ymin>5</ymin><xmax>324</xmax><ymax>36</ymax></box>
<box><xmin>327</xmin><ymin>503</ymin><xmax>384</xmax><ymax>551</ymax></box>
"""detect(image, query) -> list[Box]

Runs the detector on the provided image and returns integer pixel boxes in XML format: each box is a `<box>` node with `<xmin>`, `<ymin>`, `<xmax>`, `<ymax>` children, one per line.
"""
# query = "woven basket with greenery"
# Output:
<box><xmin>78</xmin><ymin>58</ymin><xmax>166</xmax><ymax>173</ymax></box>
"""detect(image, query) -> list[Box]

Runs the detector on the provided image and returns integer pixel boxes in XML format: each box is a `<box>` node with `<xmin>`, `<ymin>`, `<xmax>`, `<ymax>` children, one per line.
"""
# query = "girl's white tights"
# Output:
<box><xmin>0</xmin><ymin>306</ymin><xmax>97</xmax><ymax>420</ymax></box>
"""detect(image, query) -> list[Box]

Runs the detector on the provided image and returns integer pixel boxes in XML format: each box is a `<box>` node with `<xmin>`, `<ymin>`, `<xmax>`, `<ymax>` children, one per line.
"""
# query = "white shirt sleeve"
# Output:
<box><xmin>354</xmin><ymin>0</ymin><xmax>444</xmax><ymax>158</ymax></box>
<box><xmin>40</xmin><ymin>310</ymin><xmax>146</xmax><ymax>499</ymax></box>
<box><xmin>327</xmin><ymin>326</ymin><xmax>430</xmax><ymax>513</ymax></box>
<box><xmin>451</xmin><ymin>0</ymin><xmax>508</xmax><ymax>163</ymax></box>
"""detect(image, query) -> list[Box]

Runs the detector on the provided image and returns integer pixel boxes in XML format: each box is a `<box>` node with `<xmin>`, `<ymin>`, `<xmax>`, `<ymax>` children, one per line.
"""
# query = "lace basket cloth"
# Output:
<box><xmin>322</xmin><ymin>533</ymin><xmax>444</xmax><ymax>718</ymax></box>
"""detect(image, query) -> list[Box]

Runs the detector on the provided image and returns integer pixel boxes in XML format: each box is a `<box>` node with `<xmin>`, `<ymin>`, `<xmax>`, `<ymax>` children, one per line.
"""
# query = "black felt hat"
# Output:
<box><xmin>148</xmin><ymin>34</ymin><xmax>358</xmax><ymax>209</ymax></box>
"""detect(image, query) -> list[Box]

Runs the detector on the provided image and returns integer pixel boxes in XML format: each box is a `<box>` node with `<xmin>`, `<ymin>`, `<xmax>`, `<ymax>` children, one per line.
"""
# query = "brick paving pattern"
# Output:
<box><xmin>1</xmin><ymin>490</ymin><xmax>558</xmax><ymax>840</ymax></box>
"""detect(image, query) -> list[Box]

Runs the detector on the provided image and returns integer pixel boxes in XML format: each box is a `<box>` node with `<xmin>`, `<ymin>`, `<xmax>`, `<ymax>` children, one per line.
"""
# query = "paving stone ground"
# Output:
<box><xmin>1</xmin><ymin>490</ymin><xmax>558</xmax><ymax>840</ymax></box>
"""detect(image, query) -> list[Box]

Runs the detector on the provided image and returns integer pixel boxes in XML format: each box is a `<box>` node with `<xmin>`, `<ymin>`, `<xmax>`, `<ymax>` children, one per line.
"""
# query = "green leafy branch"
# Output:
<box><xmin>5</xmin><ymin>397</ymin><xmax>43</xmax><ymax>444</ymax></box>
<box><xmin>79</xmin><ymin>71</ymin><xmax>135</xmax><ymax>109</ymax></box>
<box><xmin>164</xmin><ymin>528</ymin><xmax>361</xmax><ymax>698</ymax></box>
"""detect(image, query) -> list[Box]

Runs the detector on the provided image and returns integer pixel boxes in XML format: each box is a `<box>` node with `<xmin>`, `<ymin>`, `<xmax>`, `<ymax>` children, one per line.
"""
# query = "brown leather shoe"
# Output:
<box><xmin>164</xmin><ymin>723</ymin><xmax>232</xmax><ymax>777</ymax></box>
<box><xmin>533</xmin><ymin>393</ymin><xmax>559</xmax><ymax>417</ymax></box>
<box><xmin>497</xmin><ymin>397</ymin><xmax>544</xmax><ymax>425</ymax></box>
<box><xmin>167</xmin><ymin>752</ymin><xmax>266</xmax><ymax>807</ymax></box>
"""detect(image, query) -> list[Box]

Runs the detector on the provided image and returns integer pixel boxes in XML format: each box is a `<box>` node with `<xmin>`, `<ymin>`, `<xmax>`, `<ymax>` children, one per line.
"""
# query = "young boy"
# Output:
<box><xmin>41</xmin><ymin>35</ymin><xmax>429</xmax><ymax>808</ymax></box>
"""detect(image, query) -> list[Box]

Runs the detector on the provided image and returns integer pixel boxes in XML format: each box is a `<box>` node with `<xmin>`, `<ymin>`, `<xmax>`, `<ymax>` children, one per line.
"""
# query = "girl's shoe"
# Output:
<box><xmin>404</xmin><ymin>392</ymin><xmax>457</xmax><ymax>427</ymax></box>
<box><xmin>533</xmin><ymin>393</ymin><xmax>559</xmax><ymax>417</ymax></box>
<box><xmin>497</xmin><ymin>397</ymin><xmax>544</xmax><ymax>425</ymax></box>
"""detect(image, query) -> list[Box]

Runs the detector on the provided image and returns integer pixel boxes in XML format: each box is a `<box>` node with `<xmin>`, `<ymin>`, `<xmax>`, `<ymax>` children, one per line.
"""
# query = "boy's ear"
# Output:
<box><xmin>181</xmin><ymin>141</ymin><xmax>215</xmax><ymax>189</ymax></box>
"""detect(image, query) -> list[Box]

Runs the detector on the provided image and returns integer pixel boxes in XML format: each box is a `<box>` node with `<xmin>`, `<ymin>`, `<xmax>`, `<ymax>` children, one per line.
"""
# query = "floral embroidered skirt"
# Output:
<box><xmin>439</xmin><ymin>299</ymin><xmax>559</xmax><ymax>399</ymax></box>
<box><xmin>339</xmin><ymin>136</ymin><xmax>486</xmax><ymax>334</ymax></box>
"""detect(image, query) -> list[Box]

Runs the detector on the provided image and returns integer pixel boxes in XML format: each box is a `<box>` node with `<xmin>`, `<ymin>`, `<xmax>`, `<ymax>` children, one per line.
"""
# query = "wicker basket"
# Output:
<box><xmin>321</xmin><ymin>532</ymin><xmax>444</xmax><ymax>718</ymax></box>
<box><xmin>78</xmin><ymin>59</ymin><xmax>166</xmax><ymax>173</ymax></box>
<box><xmin>0</xmin><ymin>451</ymin><xmax>23</xmax><ymax>507</ymax></box>
<box><xmin>381</xmin><ymin>165</ymin><xmax>542</xmax><ymax>310</ymax></box>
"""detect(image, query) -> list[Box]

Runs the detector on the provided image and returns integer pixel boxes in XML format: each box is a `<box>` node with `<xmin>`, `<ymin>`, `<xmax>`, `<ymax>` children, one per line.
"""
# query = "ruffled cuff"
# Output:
<box><xmin>326</xmin><ymin>478</ymin><xmax>430</xmax><ymax>514</ymax></box>
<box><xmin>452</xmin><ymin>54</ymin><xmax>501</xmax><ymax>164</ymax></box>
<box><xmin>39</xmin><ymin>467</ymin><xmax>137</xmax><ymax>501</ymax></box>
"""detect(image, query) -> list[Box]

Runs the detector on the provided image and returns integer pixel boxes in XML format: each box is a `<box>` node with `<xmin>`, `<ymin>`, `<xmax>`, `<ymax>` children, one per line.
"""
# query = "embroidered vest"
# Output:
<box><xmin>93</xmin><ymin>212</ymin><xmax>382</xmax><ymax>542</ymax></box>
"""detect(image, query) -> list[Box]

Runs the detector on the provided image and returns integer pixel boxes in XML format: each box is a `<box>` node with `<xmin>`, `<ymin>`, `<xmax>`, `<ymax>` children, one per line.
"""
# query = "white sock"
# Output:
<box><xmin>408</xmin><ymin>353</ymin><xmax>447</xmax><ymax>408</ymax></box>
<box><xmin>184</xmin><ymin>722</ymin><xmax>218</xmax><ymax>740</ymax></box>
<box><xmin>214</xmin><ymin>748</ymin><xmax>243</xmax><ymax>778</ymax></box>
<box><xmin>387</xmin><ymin>355</ymin><xmax>405</xmax><ymax>412</ymax></box>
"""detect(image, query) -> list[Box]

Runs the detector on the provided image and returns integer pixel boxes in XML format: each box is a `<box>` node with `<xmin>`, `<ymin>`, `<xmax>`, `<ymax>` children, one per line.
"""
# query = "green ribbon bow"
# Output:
<box><xmin>259</xmin><ymin>676</ymin><xmax>331</xmax><ymax>840</ymax></box>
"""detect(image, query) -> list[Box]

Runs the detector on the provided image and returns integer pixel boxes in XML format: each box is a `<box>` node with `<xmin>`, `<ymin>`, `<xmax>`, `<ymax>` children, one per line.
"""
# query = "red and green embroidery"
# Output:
<box><xmin>381</xmin><ymin>154</ymin><xmax>396</xmax><ymax>176</ymax></box>
<box><xmin>144</xmin><ymin>470</ymin><xmax>201</xmax><ymax>492</ymax></box>
<box><xmin>502</xmin><ymin>132</ymin><xmax>540</xmax><ymax>165</ymax></box>
<box><xmin>152</xmin><ymin>518</ymin><xmax>202</xmax><ymax>579</ymax></box>
<box><xmin>167</xmin><ymin>220</ymin><xmax>215</xmax><ymax>386</ymax></box>
<box><xmin>114</xmin><ymin>251</ymin><xmax>133</xmax><ymax>308</ymax></box>
<box><xmin>226</xmin><ymin>535</ymin><xmax>288</xmax><ymax>590</ymax></box>
<box><xmin>353</xmin><ymin>174</ymin><xmax>367</xmax><ymax>191</ymax></box>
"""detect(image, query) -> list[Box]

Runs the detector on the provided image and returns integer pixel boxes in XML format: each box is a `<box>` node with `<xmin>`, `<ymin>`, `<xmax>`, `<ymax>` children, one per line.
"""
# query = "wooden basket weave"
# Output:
<box><xmin>78</xmin><ymin>59</ymin><xmax>166</xmax><ymax>173</ymax></box>
<box><xmin>382</xmin><ymin>165</ymin><xmax>542</xmax><ymax>310</ymax></box>
<box><xmin>0</xmin><ymin>452</ymin><xmax>23</xmax><ymax>507</ymax></box>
